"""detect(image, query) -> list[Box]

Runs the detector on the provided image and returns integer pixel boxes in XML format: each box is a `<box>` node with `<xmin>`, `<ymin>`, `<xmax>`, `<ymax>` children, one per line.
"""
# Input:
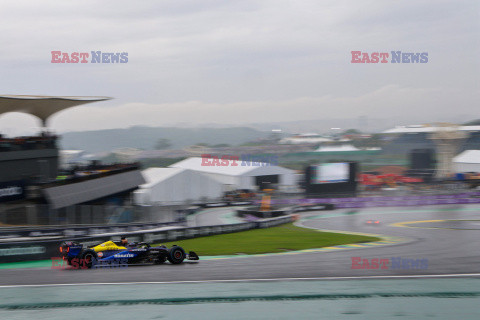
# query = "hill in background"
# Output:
<box><xmin>59</xmin><ymin>126</ymin><xmax>274</xmax><ymax>153</ymax></box>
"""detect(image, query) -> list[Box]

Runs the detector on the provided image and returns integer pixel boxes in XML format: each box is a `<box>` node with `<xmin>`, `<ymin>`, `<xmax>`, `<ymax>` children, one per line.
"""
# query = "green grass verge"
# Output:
<box><xmin>154</xmin><ymin>223</ymin><xmax>380</xmax><ymax>256</ymax></box>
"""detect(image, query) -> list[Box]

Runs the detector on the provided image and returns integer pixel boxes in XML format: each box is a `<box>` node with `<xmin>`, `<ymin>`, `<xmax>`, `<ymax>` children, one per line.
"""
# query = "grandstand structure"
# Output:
<box><xmin>0</xmin><ymin>95</ymin><xmax>110</xmax><ymax>184</ymax></box>
<box><xmin>0</xmin><ymin>95</ymin><xmax>145</xmax><ymax>224</ymax></box>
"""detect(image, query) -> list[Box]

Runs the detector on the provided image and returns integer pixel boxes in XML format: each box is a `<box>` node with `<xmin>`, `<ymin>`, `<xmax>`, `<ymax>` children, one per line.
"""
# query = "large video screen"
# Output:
<box><xmin>311</xmin><ymin>163</ymin><xmax>350</xmax><ymax>184</ymax></box>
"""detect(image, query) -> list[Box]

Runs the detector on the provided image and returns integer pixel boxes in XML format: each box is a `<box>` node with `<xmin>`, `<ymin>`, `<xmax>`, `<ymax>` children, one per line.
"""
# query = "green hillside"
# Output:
<box><xmin>60</xmin><ymin>126</ymin><xmax>271</xmax><ymax>153</ymax></box>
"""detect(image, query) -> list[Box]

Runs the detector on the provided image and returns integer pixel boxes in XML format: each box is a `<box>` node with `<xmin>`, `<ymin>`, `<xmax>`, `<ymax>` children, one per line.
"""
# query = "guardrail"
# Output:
<box><xmin>0</xmin><ymin>201</ymin><xmax>259</xmax><ymax>239</ymax></box>
<box><xmin>0</xmin><ymin>204</ymin><xmax>183</xmax><ymax>226</ymax></box>
<box><xmin>0</xmin><ymin>201</ymin><xmax>255</xmax><ymax>227</ymax></box>
<box><xmin>0</xmin><ymin>221</ymin><xmax>182</xmax><ymax>240</ymax></box>
<box><xmin>193</xmin><ymin>201</ymin><xmax>254</xmax><ymax>208</ymax></box>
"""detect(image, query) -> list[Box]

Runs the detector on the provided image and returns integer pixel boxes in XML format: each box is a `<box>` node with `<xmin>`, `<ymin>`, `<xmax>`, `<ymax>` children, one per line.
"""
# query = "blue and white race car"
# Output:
<box><xmin>59</xmin><ymin>240</ymin><xmax>199</xmax><ymax>269</ymax></box>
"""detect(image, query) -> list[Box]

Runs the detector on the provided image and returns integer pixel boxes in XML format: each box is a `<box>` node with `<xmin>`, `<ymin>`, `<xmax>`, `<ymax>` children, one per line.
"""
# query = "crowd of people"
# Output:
<box><xmin>0</xmin><ymin>132</ymin><xmax>57</xmax><ymax>152</ymax></box>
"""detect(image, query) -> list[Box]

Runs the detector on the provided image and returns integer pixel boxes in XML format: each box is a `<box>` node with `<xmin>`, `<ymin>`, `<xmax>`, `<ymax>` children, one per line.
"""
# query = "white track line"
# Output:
<box><xmin>1</xmin><ymin>273</ymin><xmax>480</xmax><ymax>288</ymax></box>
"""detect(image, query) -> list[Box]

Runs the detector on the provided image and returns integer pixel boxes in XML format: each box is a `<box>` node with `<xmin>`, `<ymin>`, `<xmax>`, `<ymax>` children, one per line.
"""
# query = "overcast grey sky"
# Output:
<box><xmin>0</xmin><ymin>0</ymin><xmax>478</xmax><ymax>134</ymax></box>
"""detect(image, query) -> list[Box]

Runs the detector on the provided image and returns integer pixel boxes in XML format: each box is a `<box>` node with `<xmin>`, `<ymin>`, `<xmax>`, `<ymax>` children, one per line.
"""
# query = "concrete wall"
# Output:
<box><xmin>0</xmin><ymin>149</ymin><xmax>58</xmax><ymax>183</ymax></box>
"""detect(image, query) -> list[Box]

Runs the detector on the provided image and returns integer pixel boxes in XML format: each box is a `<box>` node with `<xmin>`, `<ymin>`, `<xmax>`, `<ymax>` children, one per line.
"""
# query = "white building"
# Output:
<box><xmin>169</xmin><ymin>157</ymin><xmax>297</xmax><ymax>190</ymax></box>
<box><xmin>279</xmin><ymin>133</ymin><xmax>332</xmax><ymax>144</ymax></box>
<box><xmin>133</xmin><ymin>167</ymin><xmax>224</xmax><ymax>205</ymax></box>
<box><xmin>314</xmin><ymin>144</ymin><xmax>381</xmax><ymax>152</ymax></box>
<box><xmin>59</xmin><ymin>150</ymin><xmax>95</xmax><ymax>168</ymax></box>
<box><xmin>453</xmin><ymin>150</ymin><xmax>480</xmax><ymax>173</ymax></box>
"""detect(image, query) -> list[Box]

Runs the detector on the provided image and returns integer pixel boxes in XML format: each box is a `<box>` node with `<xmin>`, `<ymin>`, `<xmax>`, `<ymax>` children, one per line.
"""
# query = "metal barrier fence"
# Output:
<box><xmin>275</xmin><ymin>182</ymin><xmax>476</xmax><ymax>200</ymax></box>
<box><xmin>272</xmin><ymin>191</ymin><xmax>480</xmax><ymax>208</ymax></box>
<box><xmin>0</xmin><ymin>204</ymin><xmax>184</xmax><ymax>226</ymax></box>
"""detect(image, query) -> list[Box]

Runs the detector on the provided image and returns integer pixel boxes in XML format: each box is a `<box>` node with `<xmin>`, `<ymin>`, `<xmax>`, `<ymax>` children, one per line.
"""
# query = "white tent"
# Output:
<box><xmin>169</xmin><ymin>157</ymin><xmax>296</xmax><ymax>190</ymax></box>
<box><xmin>133</xmin><ymin>167</ymin><xmax>224</xmax><ymax>205</ymax></box>
<box><xmin>453</xmin><ymin>150</ymin><xmax>480</xmax><ymax>173</ymax></box>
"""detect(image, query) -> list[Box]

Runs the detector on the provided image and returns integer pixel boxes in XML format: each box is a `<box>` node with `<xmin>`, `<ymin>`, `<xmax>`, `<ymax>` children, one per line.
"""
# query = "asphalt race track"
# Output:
<box><xmin>1</xmin><ymin>204</ymin><xmax>479</xmax><ymax>286</ymax></box>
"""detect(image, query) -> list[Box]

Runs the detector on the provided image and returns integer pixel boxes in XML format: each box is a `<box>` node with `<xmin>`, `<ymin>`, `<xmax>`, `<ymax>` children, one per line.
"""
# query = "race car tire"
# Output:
<box><xmin>167</xmin><ymin>246</ymin><xmax>185</xmax><ymax>264</ymax></box>
<box><xmin>80</xmin><ymin>250</ymin><xmax>98</xmax><ymax>269</ymax></box>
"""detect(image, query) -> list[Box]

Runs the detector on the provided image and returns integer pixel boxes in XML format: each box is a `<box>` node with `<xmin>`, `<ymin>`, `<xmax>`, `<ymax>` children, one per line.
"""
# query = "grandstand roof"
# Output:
<box><xmin>0</xmin><ymin>95</ymin><xmax>111</xmax><ymax>126</ymax></box>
